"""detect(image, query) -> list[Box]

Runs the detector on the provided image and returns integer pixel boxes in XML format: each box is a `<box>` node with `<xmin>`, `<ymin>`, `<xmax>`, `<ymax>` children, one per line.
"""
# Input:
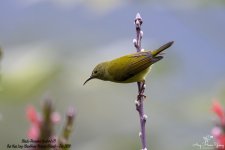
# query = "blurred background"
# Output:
<box><xmin>0</xmin><ymin>0</ymin><xmax>225</xmax><ymax>150</ymax></box>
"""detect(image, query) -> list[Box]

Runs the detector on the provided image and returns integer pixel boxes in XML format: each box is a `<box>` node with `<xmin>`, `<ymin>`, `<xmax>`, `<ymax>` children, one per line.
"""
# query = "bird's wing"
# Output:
<box><xmin>108</xmin><ymin>52</ymin><xmax>162</xmax><ymax>81</ymax></box>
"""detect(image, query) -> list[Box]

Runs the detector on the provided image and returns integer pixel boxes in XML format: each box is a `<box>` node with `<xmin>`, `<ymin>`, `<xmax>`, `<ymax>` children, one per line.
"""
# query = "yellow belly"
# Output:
<box><xmin>121</xmin><ymin>66</ymin><xmax>151</xmax><ymax>83</ymax></box>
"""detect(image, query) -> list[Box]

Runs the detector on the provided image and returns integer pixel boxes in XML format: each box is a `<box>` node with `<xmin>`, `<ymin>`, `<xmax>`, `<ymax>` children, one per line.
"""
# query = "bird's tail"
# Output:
<box><xmin>151</xmin><ymin>41</ymin><xmax>174</xmax><ymax>56</ymax></box>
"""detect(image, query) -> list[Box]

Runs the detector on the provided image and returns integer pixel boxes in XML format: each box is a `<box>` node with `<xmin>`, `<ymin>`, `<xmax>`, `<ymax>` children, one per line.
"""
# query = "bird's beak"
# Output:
<box><xmin>83</xmin><ymin>76</ymin><xmax>94</xmax><ymax>85</ymax></box>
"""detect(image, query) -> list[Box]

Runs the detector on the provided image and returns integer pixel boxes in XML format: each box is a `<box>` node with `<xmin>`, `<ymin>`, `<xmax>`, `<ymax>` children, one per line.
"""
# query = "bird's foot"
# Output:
<box><xmin>137</xmin><ymin>94</ymin><xmax>146</xmax><ymax>99</ymax></box>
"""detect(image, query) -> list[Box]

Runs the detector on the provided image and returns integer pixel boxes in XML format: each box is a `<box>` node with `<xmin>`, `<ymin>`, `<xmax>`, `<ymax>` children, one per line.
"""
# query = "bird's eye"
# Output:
<box><xmin>94</xmin><ymin>71</ymin><xmax>98</xmax><ymax>74</ymax></box>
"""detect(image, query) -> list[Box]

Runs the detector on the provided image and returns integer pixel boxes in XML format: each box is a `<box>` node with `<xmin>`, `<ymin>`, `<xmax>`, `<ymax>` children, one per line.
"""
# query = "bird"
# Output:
<box><xmin>83</xmin><ymin>41</ymin><xmax>174</xmax><ymax>85</ymax></box>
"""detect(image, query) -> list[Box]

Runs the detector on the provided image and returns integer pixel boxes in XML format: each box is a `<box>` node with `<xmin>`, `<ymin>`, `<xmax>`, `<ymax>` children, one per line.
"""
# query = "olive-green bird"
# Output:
<box><xmin>84</xmin><ymin>41</ymin><xmax>174</xmax><ymax>85</ymax></box>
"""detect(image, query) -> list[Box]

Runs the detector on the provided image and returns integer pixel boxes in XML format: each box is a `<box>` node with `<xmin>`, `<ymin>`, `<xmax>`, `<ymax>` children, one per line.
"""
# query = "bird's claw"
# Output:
<box><xmin>137</xmin><ymin>94</ymin><xmax>146</xmax><ymax>99</ymax></box>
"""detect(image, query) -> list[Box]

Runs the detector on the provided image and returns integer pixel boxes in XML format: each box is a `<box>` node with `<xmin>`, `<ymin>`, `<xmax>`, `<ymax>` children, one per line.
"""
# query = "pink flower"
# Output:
<box><xmin>212</xmin><ymin>100</ymin><xmax>225</xmax><ymax>125</ymax></box>
<box><xmin>212</xmin><ymin>127</ymin><xmax>225</xmax><ymax>149</ymax></box>
<box><xmin>212</xmin><ymin>126</ymin><xmax>222</xmax><ymax>138</ymax></box>
<box><xmin>212</xmin><ymin>100</ymin><xmax>225</xmax><ymax>150</ymax></box>
<box><xmin>26</xmin><ymin>105</ymin><xmax>41</xmax><ymax>125</ymax></box>
<box><xmin>26</xmin><ymin>105</ymin><xmax>41</xmax><ymax>140</ymax></box>
<box><xmin>26</xmin><ymin>104</ymin><xmax>62</xmax><ymax>140</ymax></box>
<box><xmin>27</xmin><ymin>125</ymin><xmax>40</xmax><ymax>140</ymax></box>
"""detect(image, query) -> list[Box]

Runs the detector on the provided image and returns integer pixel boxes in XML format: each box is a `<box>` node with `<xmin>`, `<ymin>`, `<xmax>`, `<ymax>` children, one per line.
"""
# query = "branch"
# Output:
<box><xmin>58</xmin><ymin>107</ymin><xmax>76</xmax><ymax>150</ymax></box>
<box><xmin>134</xmin><ymin>13</ymin><xmax>148</xmax><ymax>150</ymax></box>
<box><xmin>39</xmin><ymin>98</ymin><xmax>54</xmax><ymax>143</ymax></box>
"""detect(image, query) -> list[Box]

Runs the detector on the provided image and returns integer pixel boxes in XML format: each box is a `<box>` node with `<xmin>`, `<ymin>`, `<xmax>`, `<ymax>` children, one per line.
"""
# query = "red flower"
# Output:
<box><xmin>212</xmin><ymin>100</ymin><xmax>225</xmax><ymax>125</ymax></box>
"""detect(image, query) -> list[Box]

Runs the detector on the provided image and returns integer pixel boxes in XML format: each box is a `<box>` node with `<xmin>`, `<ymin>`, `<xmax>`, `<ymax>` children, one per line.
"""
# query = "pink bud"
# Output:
<box><xmin>140</xmin><ymin>31</ymin><xmax>143</xmax><ymax>37</ymax></box>
<box><xmin>136</xmin><ymin>13</ymin><xmax>141</xmax><ymax>20</ymax></box>
<box><xmin>51</xmin><ymin>112</ymin><xmax>61</xmax><ymax>124</ymax></box>
<box><xmin>212</xmin><ymin>127</ymin><xmax>222</xmax><ymax>138</ymax></box>
<box><xmin>26</xmin><ymin>105</ymin><xmax>39</xmax><ymax>124</ymax></box>
<box><xmin>133</xmin><ymin>39</ymin><xmax>137</xmax><ymax>45</ymax></box>
<box><xmin>27</xmin><ymin>125</ymin><xmax>40</xmax><ymax>140</ymax></box>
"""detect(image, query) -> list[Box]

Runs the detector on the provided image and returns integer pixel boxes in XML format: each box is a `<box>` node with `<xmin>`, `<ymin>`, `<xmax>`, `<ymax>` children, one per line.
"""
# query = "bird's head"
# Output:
<box><xmin>83</xmin><ymin>62</ymin><xmax>107</xmax><ymax>85</ymax></box>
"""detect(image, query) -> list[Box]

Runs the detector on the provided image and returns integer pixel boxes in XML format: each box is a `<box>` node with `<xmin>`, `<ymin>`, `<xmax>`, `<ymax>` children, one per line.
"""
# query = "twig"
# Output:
<box><xmin>58</xmin><ymin>107</ymin><xmax>76</xmax><ymax>150</ymax></box>
<box><xmin>133</xmin><ymin>13</ymin><xmax>148</xmax><ymax>150</ymax></box>
<box><xmin>39</xmin><ymin>98</ymin><xmax>54</xmax><ymax>150</ymax></box>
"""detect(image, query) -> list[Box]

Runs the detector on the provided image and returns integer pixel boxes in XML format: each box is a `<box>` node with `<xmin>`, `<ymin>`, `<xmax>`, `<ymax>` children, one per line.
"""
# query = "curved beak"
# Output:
<box><xmin>83</xmin><ymin>76</ymin><xmax>94</xmax><ymax>85</ymax></box>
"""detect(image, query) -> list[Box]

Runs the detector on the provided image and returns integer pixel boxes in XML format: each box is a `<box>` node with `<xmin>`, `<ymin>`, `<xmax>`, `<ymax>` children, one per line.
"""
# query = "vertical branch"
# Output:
<box><xmin>58</xmin><ymin>107</ymin><xmax>76</xmax><ymax>150</ymax></box>
<box><xmin>39</xmin><ymin>98</ymin><xmax>53</xmax><ymax>142</ymax></box>
<box><xmin>133</xmin><ymin>13</ymin><xmax>148</xmax><ymax>150</ymax></box>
